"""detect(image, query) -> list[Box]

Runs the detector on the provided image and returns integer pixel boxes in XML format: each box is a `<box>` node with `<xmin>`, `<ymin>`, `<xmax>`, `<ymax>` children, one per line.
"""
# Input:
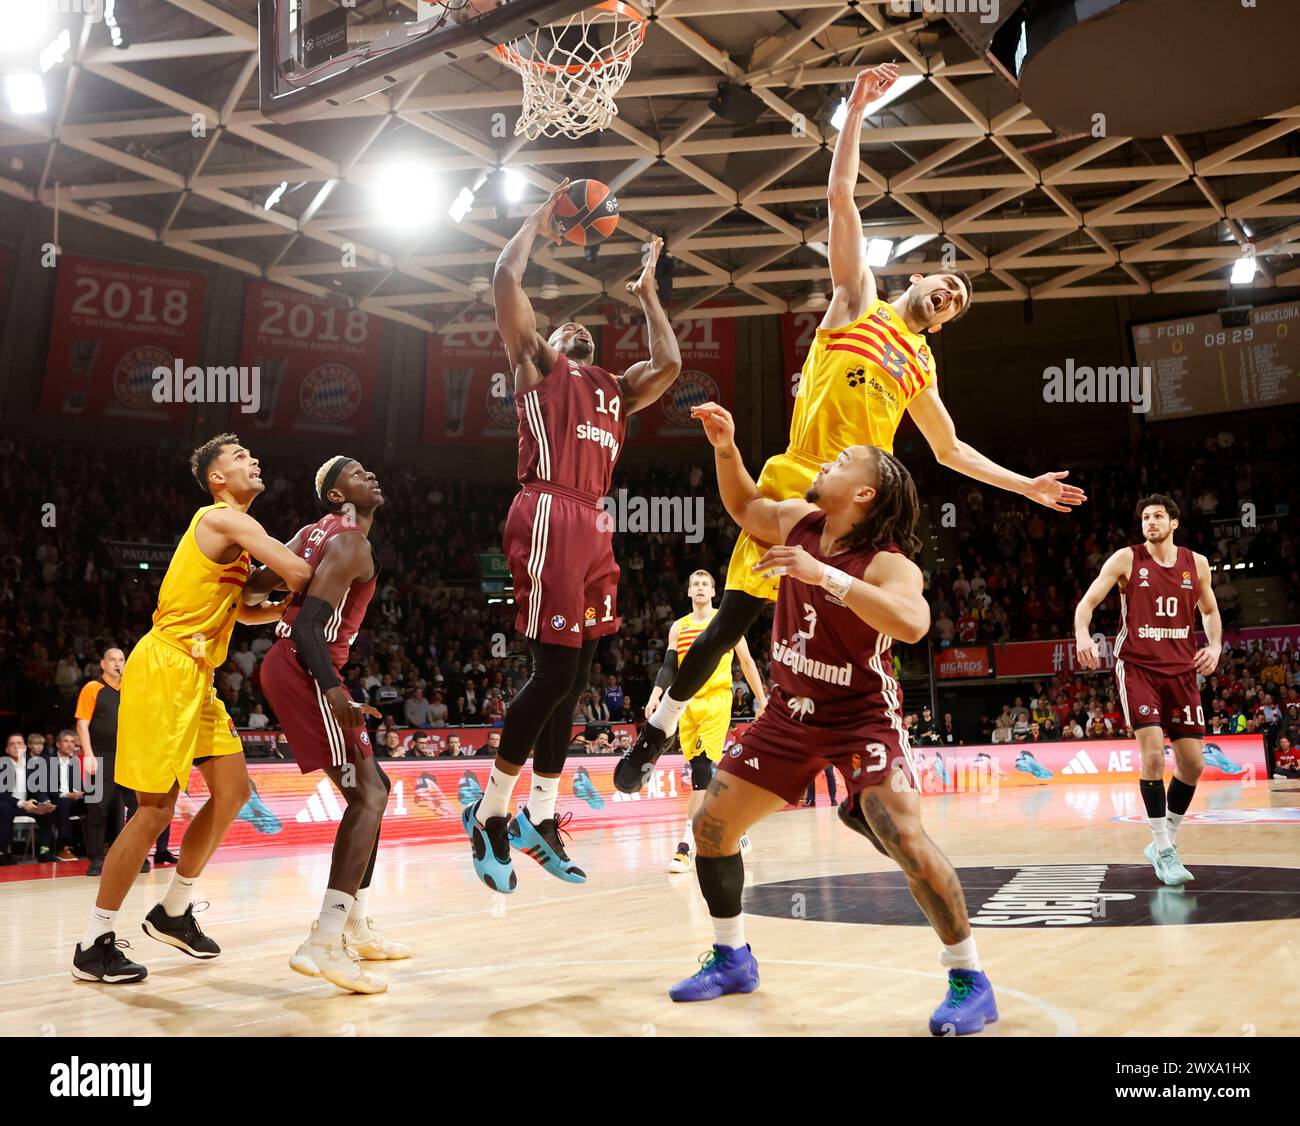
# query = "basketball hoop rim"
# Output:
<box><xmin>494</xmin><ymin>0</ymin><xmax>647</xmax><ymax>77</ymax></box>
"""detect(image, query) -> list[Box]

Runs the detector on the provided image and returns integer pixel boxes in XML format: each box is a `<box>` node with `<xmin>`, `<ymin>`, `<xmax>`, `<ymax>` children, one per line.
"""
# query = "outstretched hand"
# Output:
<box><xmin>690</xmin><ymin>401</ymin><xmax>736</xmax><ymax>448</ymax></box>
<box><xmin>534</xmin><ymin>178</ymin><xmax>571</xmax><ymax>245</ymax></box>
<box><xmin>1025</xmin><ymin>470</ymin><xmax>1087</xmax><ymax>513</ymax></box>
<box><xmin>845</xmin><ymin>62</ymin><xmax>900</xmax><ymax>116</ymax></box>
<box><xmin>628</xmin><ymin>236</ymin><xmax>663</xmax><ymax>300</ymax></box>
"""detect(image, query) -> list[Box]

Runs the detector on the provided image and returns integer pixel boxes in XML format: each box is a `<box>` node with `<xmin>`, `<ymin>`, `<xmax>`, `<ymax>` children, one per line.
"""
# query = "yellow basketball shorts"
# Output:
<box><xmin>115</xmin><ymin>632</ymin><xmax>244</xmax><ymax>794</ymax></box>
<box><xmin>679</xmin><ymin>688</ymin><xmax>734</xmax><ymax>764</ymax></box>
<box><xmin>724</xmin><ymin>449</ymin><xmax>823</xmax><ymax>601</ymax></box>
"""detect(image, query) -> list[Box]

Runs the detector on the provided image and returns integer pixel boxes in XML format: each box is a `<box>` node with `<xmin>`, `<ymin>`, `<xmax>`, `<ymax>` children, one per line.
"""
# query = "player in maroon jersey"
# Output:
<box><xmin>463</xmin><ymin>182</ymin><xmax>681</xmax><ymax>893</ymax></box>
<box><xmin>665</xmin><ymin>402</ymin><xmax>998</xmax><ymax>1036</ymax></box>
<box><xmin>249</xmin><ymin>456</ymin><xmax>408</xmax><ymax>993</ymax></box>
<box><xmin>1075</xmin><ymin>494</ymin><xmax>1222</xmax><ymax>886</ymax></box>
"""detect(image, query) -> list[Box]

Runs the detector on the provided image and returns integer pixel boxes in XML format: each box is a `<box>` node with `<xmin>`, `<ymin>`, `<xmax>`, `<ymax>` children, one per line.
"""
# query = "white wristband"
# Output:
<box><xmin>820</xmin><ymin>565</ymin><xmax>853</xmax><ymax>601</ymax></box>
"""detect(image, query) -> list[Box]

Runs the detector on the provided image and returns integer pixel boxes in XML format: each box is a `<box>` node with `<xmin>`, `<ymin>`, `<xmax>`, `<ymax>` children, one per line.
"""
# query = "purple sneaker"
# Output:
<box><xmin>929</xmin><ymin>969</ymin><xmax>999</xmax><ymax>1035</ymax></box>
<box><xmin>668</xmin><ymin>944</ymin><xmax>760</xmax><ymax>1002</ymax></box>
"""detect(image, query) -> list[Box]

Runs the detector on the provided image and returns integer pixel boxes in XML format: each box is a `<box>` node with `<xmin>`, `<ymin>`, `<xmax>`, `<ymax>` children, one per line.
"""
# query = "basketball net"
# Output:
<box><xmin>496</xmin><ymin>1</ymin><xmax>647</xmax><ymax>140</ymax></box>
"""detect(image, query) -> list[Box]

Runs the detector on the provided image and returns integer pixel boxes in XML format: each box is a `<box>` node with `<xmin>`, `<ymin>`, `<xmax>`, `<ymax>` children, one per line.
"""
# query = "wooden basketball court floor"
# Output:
<box><xmin>3</xmin><ymin>781</ymin><xmax>1298</xmax><ymax>1037</ymax></box>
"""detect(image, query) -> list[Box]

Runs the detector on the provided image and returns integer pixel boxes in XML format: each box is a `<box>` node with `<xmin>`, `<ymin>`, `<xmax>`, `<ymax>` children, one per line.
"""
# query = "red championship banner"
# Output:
<box><xmin>39</xmin><ymin>254</ymin><xmax>207</xmax><ymax>421</ymax></box>
<box><xmin>934</xmin><ymin>646</ymin><xmax>991</xmax><ymax>679</ymax></box>
<box><xmin>780</xmin><ymin>311</ymin><xmax>821</xmax><ymax>425</ymax></box>
<box><xmin>600</xmin><ymin>312</ymin><xmax>736</xmax><ymax>441</ymax></box>
<box><xmin>422</xmin><ymin>319</ymin><xmax>515</xmax><ymax>445</ymax></box>
<box><xmin>238</xmin><ymin>281</ymin><xmax>381</xmax><ymax>437</ymax></box>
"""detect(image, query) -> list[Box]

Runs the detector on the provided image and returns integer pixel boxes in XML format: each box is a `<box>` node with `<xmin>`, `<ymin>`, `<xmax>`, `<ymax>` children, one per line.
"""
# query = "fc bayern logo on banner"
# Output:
<box><xmin>114</xmin><ymin>345</ymin><xmax>172</xmax><ymax>410</ymax></box>
<box><xmin>301</xmin><ymin>363</ymin><xmax>362</xmax><ymax>423</ymax></box>
<box><xmin>661</xmin><ymin>368</ymin><xmax>718</xmax><ymax>426</ymax></box>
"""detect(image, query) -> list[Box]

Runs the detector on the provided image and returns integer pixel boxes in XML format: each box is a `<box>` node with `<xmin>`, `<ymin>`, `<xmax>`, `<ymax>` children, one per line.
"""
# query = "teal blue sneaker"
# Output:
<box><xmin>237</xmin><ymin>780</ymin><xmax>281</xmax><ymax>834</ymax></box>
<box><xmin>462</xmin><ymin>799</ymin><xmax>516</xmax><ymax>894</ymax></box>
<box><xmin>1202</xmin><ymin>743</ymin><xmax>1247</xmax><ymax>775</ymax></box>
<box><xmin>1144</xmin><ymin>841</ymin><xmax>1194</xmax><ymax>886</ymax></box>
<box><xmin>509</xmin><ymin>808</ymin><xmax>586</xmax><ymax>884</ymax></box>
<box><xmin>457</xmin><ymin>771</ymin><xmax>483</xmax><ymax>808</ymax></box>
<box><xmin>572</xmin><ymin>767</ymin><xmax>605</xmax><ymax>810</ymax></box>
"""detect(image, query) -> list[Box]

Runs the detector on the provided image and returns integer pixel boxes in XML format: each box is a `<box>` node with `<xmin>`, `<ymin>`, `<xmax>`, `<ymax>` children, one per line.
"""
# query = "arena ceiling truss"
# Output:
<box><xmin>1</xmin><ymin>0</ymin><xmax>1298</xmax><ymax>337</ymax></box>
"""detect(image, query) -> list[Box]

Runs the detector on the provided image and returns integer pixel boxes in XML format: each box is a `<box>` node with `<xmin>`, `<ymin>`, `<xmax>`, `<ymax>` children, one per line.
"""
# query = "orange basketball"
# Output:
<box><xmin>550</xmin><ymin>179</ymin><xmax>620</xmax><ymax>246</ymax></box>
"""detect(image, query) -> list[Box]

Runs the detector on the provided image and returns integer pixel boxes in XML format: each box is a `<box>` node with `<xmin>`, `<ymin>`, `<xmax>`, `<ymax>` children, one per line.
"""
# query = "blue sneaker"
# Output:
<box><xmin>933</xmin><ymin>752</ymin><xmax>951</xmax><ymax>787</ymax></box>
<box><xmin>462</xmin><ymin>799</ymin><xmax>516</xmax><ymax>894</ymax></box>
<box><xmin>929</xmin><ymin>969</ymin><xmax>998</xmax><ymax>1035</ymax></box>
<box><xmin>669</xmin><ymin>944</ymin><xmax>760</xmax><ymax>1002</ymax></box>
<box><xmin>1202</xmin><ymin>743</ymin><xmax>1247</xmax><ymax>775</ymax></box>
<box><xmin>509</xmin><ymin>808</ymin><xmax>586</xmax><ymax>883</ymax></box>
<box><xmin>1144</xmin><ymin>841</ymin><xmax>1194</xmax><ymax>886</ymax></box>
<box><xmin>457</xmin><ymin>771</ymin><xmax>483</xmax><ymax>808</ymax></box>
<box><xmin>572</xmin><ymin>767</ymin><xmax>605</xmax><ymax>810</ymax></box>
<box><xmin>1015</xmin><ymin>751</ymin><xmax>1053</xmax><ymax>780</ymax></box>
<box><xmin>237</xmin><ymin>781</ymin><xmax>281</xmax><ymax>834</ymax></box>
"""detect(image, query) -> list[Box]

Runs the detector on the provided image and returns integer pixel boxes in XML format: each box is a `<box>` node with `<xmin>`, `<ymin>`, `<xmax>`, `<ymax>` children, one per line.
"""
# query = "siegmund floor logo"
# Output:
<box><xmin>744</xmin><ymin>864</ymin><xmax>1300</xmax><ymax>928</ymax></box>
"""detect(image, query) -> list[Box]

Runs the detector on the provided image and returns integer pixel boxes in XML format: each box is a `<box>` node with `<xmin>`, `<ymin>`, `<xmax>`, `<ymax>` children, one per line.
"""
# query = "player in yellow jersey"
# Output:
<box><xmin>73</xmin><ymin>434</ymin><xmax>312</xmax><ymax>985</ymax></box>
<box><xmin>615</xmin><ymin>62</ymin><xmax>1087</xmax><ymax>794</ymax></box>
<box><xmin>646</xmin><ymin>570</ymin><xmax>768</xmax><ymax>873</ymax></box>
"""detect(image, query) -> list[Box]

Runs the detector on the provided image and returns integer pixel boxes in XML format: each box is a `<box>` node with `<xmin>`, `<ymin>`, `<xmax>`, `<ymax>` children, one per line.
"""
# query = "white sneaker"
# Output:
<box><xmin>344</xmin><ymin>915</ymin><xmax>411</xmax><ymax>961</ymax></box>
<box><xmin>290</xmin><ymin>923</ymin><xmax>388</xmax><ymax>994</ymax></box>
<box><xmin>667</xmin><ymin>843</ymin><xmax>692</xmax><ymax>873</ymax></box>
<box><xmin>739</xmin><ymin>834</ymin><xmax>753</xmax><ymax>856</ymax></box>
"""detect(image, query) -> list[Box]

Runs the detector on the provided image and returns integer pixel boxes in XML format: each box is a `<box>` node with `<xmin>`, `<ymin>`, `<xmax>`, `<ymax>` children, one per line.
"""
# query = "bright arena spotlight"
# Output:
<box><xmin>0</xmin><ymin>0</ymin><xmax>1298</xmax><ymax>1091</ymax></box>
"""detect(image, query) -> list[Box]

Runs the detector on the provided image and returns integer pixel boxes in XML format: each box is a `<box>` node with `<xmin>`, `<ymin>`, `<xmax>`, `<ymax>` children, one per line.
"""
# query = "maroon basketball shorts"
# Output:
<box><xmin>505</xmin><ymin>483</ymin><xmax>622</xmax><ymax>649</ymax></box>
<box><xmin>1115</xmin><ymin>659</ymin><xmax>1205</xmax><ymax>738</ymax></box>
<box><xmin>260</xmin><ymin>640</ymin><xmax>374</xmax><ymax>774</ymax></box>
<box><xmin>717</xmin><ymin>704</ymin><xmax>919</xmax><ymax>804</ymax></box>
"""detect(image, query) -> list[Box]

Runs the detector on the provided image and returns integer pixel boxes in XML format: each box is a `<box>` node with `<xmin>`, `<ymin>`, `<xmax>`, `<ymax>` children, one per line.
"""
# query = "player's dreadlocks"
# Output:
<box><xmin>835</xmin><ymin>448</ymin><xmax>923</xmax><ymax>559</ymax></box>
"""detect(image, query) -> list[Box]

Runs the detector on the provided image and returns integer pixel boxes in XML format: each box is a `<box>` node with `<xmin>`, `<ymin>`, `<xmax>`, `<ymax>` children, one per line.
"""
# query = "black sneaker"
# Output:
<box><xmin>836</xmin><ymin>798</ymin><xmax>889</xmax><ymax>858</ymax></box>
<box><xmin>86</xmin><ymin>859</ymin><xmax>103</xmax><ymax>877</ymax></box>
<box><xmin>142</xmin><ymin>901</ymin><xmax>221</xmax><ymax>959</ymax></box>
<box><xmin>614</xmin><ymin>722</ymin><xmax>669</xmax><ymax>793</ymax></box>
<box><xmin>153</xmin><ymin>850</ymin><xmax>179</xmax><ymax>867</ymax></box>
<box><xmin>139</xmin><ymin>859</ymin><xmax>151</xmax><ymax>874</ymax></box>
<box><xmin>72</xmin><ymin>932</ymin><xmax>148</xmax><ymax>984</ymax></box>
<box><xmin>38</xmin><ymin>846</ymin><xmax>53</xmax><ymax>862</ymax></box>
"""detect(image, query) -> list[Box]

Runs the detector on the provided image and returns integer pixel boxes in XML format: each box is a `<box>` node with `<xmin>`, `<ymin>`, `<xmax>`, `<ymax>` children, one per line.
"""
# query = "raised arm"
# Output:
<box><xmin>493</xmin><ymin>180</ymin><xmax>569</xmax><ymax>388</ymax></box>
<box><xmin>619</xmin><ymin>237</ymin><xmax>682</xmax><ymax>415</ymax></box>
<box><xmin>1074</xmin><ymin>547</ymin><xmax>1133</xmax><ymax>668</ymax></box>
<box><xmin>201</xmin><ymin>508</ymin><xmax>313</xmax><ymax>591</ymax></box>
<box><xmin>824</xmin><ymin>64</ymin><xmax>898</xmax><ymax>326</ymax></box>
<box><xmin>907</xmin><ymin>386</ymin><xmax>1087</xmax><ymax>512</ymax></box>
<box><xmin>733</xmin><ymin>634</ymin><xmax>768</xmax><ymax>715</ymax></box>
<box><xmin>691</xmin><ymin>401</ymin><xmax>815</xmax><ymax>545</ymax></box>
<box><xmin>1193</xmin><ymin>552</ymin><xmax>1223</xmax><ymax>676</ymax></box>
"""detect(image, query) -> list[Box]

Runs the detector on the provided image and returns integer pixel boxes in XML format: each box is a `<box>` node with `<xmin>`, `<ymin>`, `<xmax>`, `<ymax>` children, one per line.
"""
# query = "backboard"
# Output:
<box><xmin>258</xmin><ymin>0</ymin><xmax>593</xmax><ymax>123</ymax></box>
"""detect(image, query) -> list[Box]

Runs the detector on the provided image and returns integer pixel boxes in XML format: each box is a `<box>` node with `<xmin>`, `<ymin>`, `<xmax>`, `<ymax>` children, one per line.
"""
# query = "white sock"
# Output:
<box><xmin>479</xmin><ymin>765</ymin><xmax>520</xmax><ymax>822</ymax></box>
<box><xmin>683</xmin><ymin>818</ymin><xmax>695</xmax><ymax>846</ymax></box>
<box><xmin>1149</xmin><ymin>817</ymin><xmax>1172</xmax><ymax>850</ymax></box>
<box><xmin>316</xmin><ymin>889</ymin><xmax>354</xmax><ymax>940</ymax></box>
<box><xmin>161</xmin><ymin>873</ymin><xmax>196</xmax><ymax>917</ymax></box>
<box><xmin>940</xmin><ymin>936</ymin><xmax>981</xmax><ymax>972</ymax></box>
<box><xmin>346</xmin><ymin>886</ymin><xmax>370</xmax><ymax>931</ymax></box>
<box><xmin>1167</xmin><ymin>810</ymin><xmax>1185</xmax><ymax>841</ymax></box>
<box><xmin>712</xmin><ymin>914</ymin><xmax>746</xmax><ymax>950</ymax></box>
<box><xmin>650</xmin><ymin>694</ymin><xmax>689</xmax><ymax>737</ymax></box>
<box><xmin>529</xmin><ymin>774</ymin><xmax>561</xmax><ymax>822</ymax></box>
<box><xmin>82</xmin><ymin>906</ymin><xmax>116</xmax><ymax>950</ymax></box>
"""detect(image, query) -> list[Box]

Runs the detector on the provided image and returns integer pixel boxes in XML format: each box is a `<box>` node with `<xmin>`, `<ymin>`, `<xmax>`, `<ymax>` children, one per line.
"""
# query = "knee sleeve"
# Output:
<box><xmin>689</xmin><ymin>754</ymin><xmax>713</xmax><ymax>791</ymax></box>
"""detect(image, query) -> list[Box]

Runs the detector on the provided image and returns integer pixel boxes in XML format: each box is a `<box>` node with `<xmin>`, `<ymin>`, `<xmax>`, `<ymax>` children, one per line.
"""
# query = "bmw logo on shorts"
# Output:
<box><xmin>551</xmin><ymin>615</ymin><xmax>567</xmax><ymax>630</ymax></box>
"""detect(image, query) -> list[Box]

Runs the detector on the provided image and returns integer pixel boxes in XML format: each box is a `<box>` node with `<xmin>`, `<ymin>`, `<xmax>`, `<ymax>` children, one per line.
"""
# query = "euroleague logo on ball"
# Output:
<box><xmin>662</xmin><ymin>368</ymin><xmax>718</xmax><ymax>427</ymax></box>
<box><xmin>300</xmin><ymin>363</ymin><xmax>362</xmax><ymax>424</ymax></box>
<box><xmin>115</xmin><ymin>345</ymin><xmax>172</xmax><ymax>410</ymax></box>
